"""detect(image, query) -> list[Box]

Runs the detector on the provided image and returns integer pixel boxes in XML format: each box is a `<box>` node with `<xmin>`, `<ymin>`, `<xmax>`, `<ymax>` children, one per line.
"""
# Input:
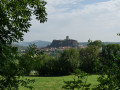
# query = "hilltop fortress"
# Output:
<box><xmin>48</xmin><ymin>36</ymin><xmax>78</xmax><ymax>48</ymax></box>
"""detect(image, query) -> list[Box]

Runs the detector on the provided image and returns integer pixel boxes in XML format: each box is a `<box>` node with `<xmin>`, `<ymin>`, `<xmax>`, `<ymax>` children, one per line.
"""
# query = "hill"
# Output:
<box><xmin>79</xmin><ymin>42</ymin><xmax>89</xmax><ymax>46</ymax></box>
<box><xmin>103</xmin><ymin>42</ymin><xmax>120</xmax><ymax>44</ymax></box>
<box><xmin>14</xmin><ymin>40</ymin><xmax>51</xmax><ymax>48</ymax></box>
<box><xmin>12</xmin><ymin>44</ymin><xmax>28</xmax><ymax>52</ymax></box>
<box><xmin>48</xmin><ymin>36</ymin><xmax>78</xmax><ymax>48</ymax></box>
<box><xmin>14</xmin><ymin>40</ymin><xmax>120</xmax><ymax>49</ymax></box>
<box><xmin>79</xmin><ymin>42</ymin><xmax>120</xmax><ymax>46</ymax></box>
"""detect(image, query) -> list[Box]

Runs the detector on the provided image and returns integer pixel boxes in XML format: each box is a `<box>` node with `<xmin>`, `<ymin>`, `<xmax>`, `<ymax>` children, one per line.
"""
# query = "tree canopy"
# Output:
<box><xmin>0</xmin><ymin>0</ymin><xmax>47</xmax><ymax>89</ymax></box>
<box><xmin>0</xmin><ymin>0</ymin><xmax>47</xmax><ymax>44</ymax></box>
<box><xmin>88</xmin><ymin>40</ymin><xmax>103</xmax><ymax>48</ymax></box>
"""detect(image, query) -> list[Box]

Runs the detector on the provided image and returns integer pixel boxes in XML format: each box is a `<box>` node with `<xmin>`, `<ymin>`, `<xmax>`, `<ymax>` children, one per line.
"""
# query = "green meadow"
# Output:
<box><xmin>19</xmin><ymin>75</ymin><xmax>99</xmax><ymax>90</ymax></box>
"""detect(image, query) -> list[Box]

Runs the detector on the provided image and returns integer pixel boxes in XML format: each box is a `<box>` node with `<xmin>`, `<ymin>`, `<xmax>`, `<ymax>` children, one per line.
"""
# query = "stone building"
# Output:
<box><xmin>48</xmin><ymin>36</ymin><xmax>78</xmax><ymax>48</ymax></box>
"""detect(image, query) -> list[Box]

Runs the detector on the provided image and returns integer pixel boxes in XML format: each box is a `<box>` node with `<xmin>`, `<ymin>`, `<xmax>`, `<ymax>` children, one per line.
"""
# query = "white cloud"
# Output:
<box><xmin>24</xmin><ymin>0</ymin><xmax>120</xmax><ymax>42</ymax></box>
<box><xmin>46</xmin><ymin>0</ymin><xmax>83</xmax><ymax>6</ymax></box>
<box><xmin>48</xmin><ymin>0</ymin><xmax>120</xmax><ymax>17</ymax></box>
<box><xmin>45</xmin><ymin>0</ymin><xmax>84</xmax><ymax>17</ymax></box>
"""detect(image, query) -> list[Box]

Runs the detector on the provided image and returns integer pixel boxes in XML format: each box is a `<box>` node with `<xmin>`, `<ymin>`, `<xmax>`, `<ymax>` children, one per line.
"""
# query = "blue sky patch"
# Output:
<box><xmin>81</xmin><ymin>0</ymin><xmax>110</xmax><ymax>5</ymax></box>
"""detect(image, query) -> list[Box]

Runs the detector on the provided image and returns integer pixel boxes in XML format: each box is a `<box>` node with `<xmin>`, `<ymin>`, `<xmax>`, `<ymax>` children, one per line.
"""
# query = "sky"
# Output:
<box><xmin>23</xmin><ymin>0</ymin><xmax>120</xmax><ymax>42</ymax></box>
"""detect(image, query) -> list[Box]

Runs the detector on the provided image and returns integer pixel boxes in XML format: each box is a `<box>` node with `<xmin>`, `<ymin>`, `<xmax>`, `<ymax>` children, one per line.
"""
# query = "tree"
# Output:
<box><xmin>79</xmin><ymin>46</ymin><xmax>99</xmax><ymax>73</ymax></box>
<box><xmin>88</xmin><ymin>40</ymin><xmax>103</xmax><ymax>48</ymax></box>
<box><xmin>93</xmin><ymin>44</ymin><xmax>120</xmax><ymax>89</ymax></box>
<box><xmin>0</xmin><ymin>0</ymin><xmax>47</xmax><ymax>44</ymax></box>
<box><xmin>34</xmin><ymin>54</ymin><xmax>56</xmax><ymax>76</ymax></box>
<box><xmin>19</xmin><ymin>44</ymin><xmax>40</xmax><ymax>76</ymax></box>
<box><xmin>58</xmin><ymin>48</ymin><xmax>79</xmax><ymax>75</ymax></box>
<box><xmin>0</xmin><ymin>0</ymin><xmax>47</xmax><ymax>89</ymax></box>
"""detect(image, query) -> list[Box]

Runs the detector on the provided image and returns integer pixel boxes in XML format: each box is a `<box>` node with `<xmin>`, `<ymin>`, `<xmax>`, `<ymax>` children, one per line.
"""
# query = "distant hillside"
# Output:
<box><xmin>14</xmin><ymin>40</ymin><xmax>51</xmax><ymax>48</ymax></box>
<box><xmin>12</xmin><ymin>44</ymin><xmax>28</xmax><ymax>52</ymax></box>
<box><xmin>79</xmin><ymin>42</ymin><xmax>89</xmax><ymax>46</ymax></box>
<box><xmin>103</xmin><ymin>42</ymin><xmax>120</xmax><ymax>44</ymax></box>
<box><xmin>14</xmin><ymin>41</ymin><xmax>120</xmax><ymax>49</ymax></box>
<box><xmin>79</xmin><ymin>42</ymin><xmax>120</xmax><ymax>46</ymax></box>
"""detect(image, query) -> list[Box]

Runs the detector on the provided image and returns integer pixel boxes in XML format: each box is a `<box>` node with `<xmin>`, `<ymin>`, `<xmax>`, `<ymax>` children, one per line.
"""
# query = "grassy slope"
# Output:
<box><xmin>19</xmin><ymin>75</ymin><xmax>99</xmax><ymax>90</ymax></box>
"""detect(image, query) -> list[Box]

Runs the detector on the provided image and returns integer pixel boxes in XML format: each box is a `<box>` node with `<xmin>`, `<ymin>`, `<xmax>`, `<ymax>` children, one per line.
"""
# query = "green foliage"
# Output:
<box><xmin>0</xmin><ymin>0</ymin><xmax>47</xmax><ymax>89</ymax></box>
<box><xmin>12</xmin><ymin>44</ymin><xmax>28</xmax><ymax>53</ymax></box>
<box><xmin>88</xmin><ymin>40</ymin><xmax>103</xmax><ymax>48</ymax></box>
<box><xmin>93</xmin><ymin>44</ymin><xmax>120</xmax><ymax>89</ymax></box>
<box><xmin>19</xmin><ymin>44</ymin><xmax>44</xmax><ymax>75</ymax></box>
<box><xmin>34</xmin><ymin>48</ymin><xmax>80</xmax><ymax>76</ymax></box>
<box><xmin>0</xmin><ymin>45</ymin><xmax>20</xmax><ymax>90</ymax></box>
<box><xmin>0</xmin><ymin>0</ymin><xmax>47</xmax><ymax>44</ymax></box>
<box><xmin>79</xmin><ymin>46</ymin><xmax>99</xmax><ymax>73</ymax></box>
<box><xmin>19</xmin><ymin>54</ymin><xmax>34</xmax><ymax>76</ymax></box>
<box><xmin>0</xmin><ymin>44</ymin><xmax>35</xmax><ymax>90</ymax></box>
<box><xmin>34</xmin><ymin>54</ymin><xmax>56</xmax><ymax>76</ymax></box>
<box><xmin>101</xmin><ymin>44</ymin><xmax>120</xmax><ymax>61</ymax></box>
<box><xmin>32</xmin><ymin>47</ymin><xmax>100</xmax><ymax>76</ymax></box>
<box><xmin>62</xmin><ymin>69</ymin><xmax>91</xmax><ymax>90</ymax></box>
<box><xmin>58</xmin><ymin>48</ymin><xmax>80</xmax><ymax>75</ymax></box>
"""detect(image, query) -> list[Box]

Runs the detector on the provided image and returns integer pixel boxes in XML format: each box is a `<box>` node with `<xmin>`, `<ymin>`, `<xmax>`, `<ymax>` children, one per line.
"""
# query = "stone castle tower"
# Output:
<box><xmin>66</xmin><ymin>36</ymin><xmax>70</xmax><ymax>40</ymax></box>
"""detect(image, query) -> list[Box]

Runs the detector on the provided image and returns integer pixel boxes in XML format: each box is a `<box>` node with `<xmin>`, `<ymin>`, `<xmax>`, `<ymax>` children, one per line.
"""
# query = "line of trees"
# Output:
<box><xmin>19</xmin><ymin>41</ymin><xmax>120</xmax><ymax>80</ymax></box>
<box><xmin>19</xmin><ymin>40</ymin><xmax>102</xmax><ymax>76</ymax></box>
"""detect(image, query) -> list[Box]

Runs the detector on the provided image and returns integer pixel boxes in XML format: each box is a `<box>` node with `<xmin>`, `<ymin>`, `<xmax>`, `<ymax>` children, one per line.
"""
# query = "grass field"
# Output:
<box><xmin>19</xmin><ymin>75</ymin><xmax>99</xmax><ymax>90</ymax></box>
